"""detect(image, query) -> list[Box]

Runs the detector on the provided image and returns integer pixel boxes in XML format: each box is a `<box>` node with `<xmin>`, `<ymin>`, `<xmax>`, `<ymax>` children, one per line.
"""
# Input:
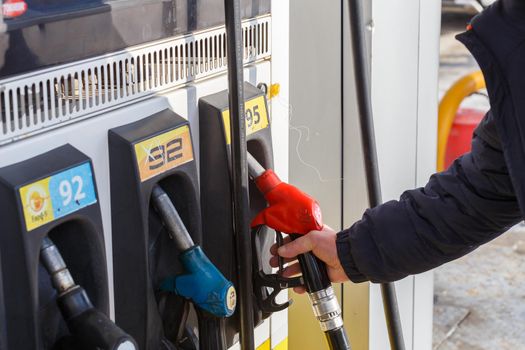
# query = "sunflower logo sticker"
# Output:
<box><xmin>27</xmin><ymin>186</ymin><xmax>48</xmax><ymax>214</ymax></box>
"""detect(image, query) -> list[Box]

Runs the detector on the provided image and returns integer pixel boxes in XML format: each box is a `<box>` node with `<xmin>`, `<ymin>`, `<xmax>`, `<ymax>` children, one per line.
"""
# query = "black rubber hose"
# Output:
<box><xmin>223</xmin><ymin>0</ymin><xmax>255</xmax><ymax>349</ymax></box>
<box><xmin>346</xmin><ymin>1</ymin><xmax>406</xmax><ymax>349</ymax></box>
<box><xmin>197</xmin><ymin>310</ymin><xmax>228</xmax><ymax>350</ymax></box>
<box><xmin>326</xmin><ymin>328</ymin><xmax>352</xmax><ymax>350</ymax></box>
<box><xmin>291</xmin><ymin>235</ymin><xmax>351</xmax><ymax>350</ymax></box>
<box><xmin>295</xmin><ymin>250</ymin><xmax>331</xmax><ymax>293</ymax></box>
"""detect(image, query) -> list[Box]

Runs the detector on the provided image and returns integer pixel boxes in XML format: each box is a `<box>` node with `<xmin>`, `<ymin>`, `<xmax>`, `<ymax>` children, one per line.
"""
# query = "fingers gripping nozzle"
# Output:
<box><xmin>151</xmin><ymin>185</ymin><xmax>237</xmax><ymax>318</ymax></box>
<box><xmin>40</xmin><ymin>237</ymin><xmax>138</xmax><ymax>350</ymax></box>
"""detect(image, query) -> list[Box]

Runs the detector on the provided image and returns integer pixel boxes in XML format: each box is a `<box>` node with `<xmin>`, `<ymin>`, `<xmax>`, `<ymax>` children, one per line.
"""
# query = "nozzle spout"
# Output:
<box><xmin>247</xmin><ymin>152</ymin><xmax>266</xmax><ymax>178</ymax></box>
<box><xmin>151</xmin><ymin>185</ymin><xmax>194</xmax><ymax>251</ymax></box>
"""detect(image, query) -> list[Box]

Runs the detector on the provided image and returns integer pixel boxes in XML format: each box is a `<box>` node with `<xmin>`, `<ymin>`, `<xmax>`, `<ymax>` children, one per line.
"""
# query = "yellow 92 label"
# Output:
<box><xmin>134</xmin><ymin>125</ymin><xmax>194</xmax><ymax>182</ymax></box>
<box><xmin>222</xmin><ymin>96</ymin><xmax>269</xmax><ymax>144</ymax></box>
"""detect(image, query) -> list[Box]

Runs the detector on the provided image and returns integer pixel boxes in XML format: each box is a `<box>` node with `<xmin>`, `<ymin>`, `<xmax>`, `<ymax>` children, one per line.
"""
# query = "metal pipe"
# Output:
<box><xmin>151</xmin><ymin>185</ymin><xmax>194</xmax><ymax>251</ymax></box>
<box><xmin>223</xmin><ymin>0</ymin><xmax>255</xmax><ymax>348</ymax></box>
<box><xmin>346</xmin><ymin>1</ymin><xmax>406</xmax><ymax>349</ymax></box>
<box><xmin>40</xmin><ymin>237</ymin><xmax>76</xmax><ymax>294</ymax></box>
<box><xmin>247</xmin><ymin>152</ymin><xmax>266</xmax><ymax>178</ymax></box>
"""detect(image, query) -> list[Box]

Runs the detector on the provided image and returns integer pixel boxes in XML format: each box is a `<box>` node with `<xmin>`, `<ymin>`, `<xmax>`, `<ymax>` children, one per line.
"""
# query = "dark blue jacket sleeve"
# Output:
<box><xmin>336</xmin><ymin>111</ymin><xmax>523</xmax><ymax>283</ymax></box>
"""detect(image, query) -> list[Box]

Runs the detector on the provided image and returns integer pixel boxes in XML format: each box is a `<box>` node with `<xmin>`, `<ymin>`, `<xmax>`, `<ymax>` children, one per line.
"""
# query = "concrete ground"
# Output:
<box><xmin>433</xmin><ymin>11</ymin><xmax>525</xmax><ymax>350</ymax></box>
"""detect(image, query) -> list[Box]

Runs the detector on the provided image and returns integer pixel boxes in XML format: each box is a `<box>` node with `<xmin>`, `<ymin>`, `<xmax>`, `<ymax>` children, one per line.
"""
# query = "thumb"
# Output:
<box><xmin>277</xmin><ymin>234</ymin><xmax>316</xmax><ymax>258</ymax></box>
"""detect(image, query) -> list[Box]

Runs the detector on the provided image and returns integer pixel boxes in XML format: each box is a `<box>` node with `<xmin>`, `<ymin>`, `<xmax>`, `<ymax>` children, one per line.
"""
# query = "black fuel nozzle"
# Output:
<box><xmin>40</xmin><ymin>237</ymin><xmax>138</xmax><ymax>350</ymax></box>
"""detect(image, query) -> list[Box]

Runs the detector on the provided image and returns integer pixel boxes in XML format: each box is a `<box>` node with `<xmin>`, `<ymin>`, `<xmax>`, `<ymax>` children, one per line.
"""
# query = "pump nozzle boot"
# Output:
<box><xmin>58</xmin><ymin>287</ymin><xmax>137</xmax><ymax>350</ymax></box>
<box><xmin>40</xmin><ymin>237</ymin><xmax>137</xmax><ymax>350</ymax></box>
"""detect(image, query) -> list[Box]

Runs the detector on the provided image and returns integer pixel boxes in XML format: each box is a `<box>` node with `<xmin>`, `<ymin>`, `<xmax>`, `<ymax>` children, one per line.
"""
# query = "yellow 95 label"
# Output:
<box><xmin>134</xmin><ymin>125</ymin><xmax>194</xmax><ymax>182</ymax></box>
<box><xmin>222</xmin><ymin>96</ymin><xmax>269</xmax><ymax>144</ymax></box>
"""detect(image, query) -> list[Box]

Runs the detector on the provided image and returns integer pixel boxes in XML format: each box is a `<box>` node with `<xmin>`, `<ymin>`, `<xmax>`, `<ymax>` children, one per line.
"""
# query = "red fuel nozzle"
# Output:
<box><xmin>249</xmin><ymin>155</ymin><xmax>350</xmax><ymax>350</ymax></box>
<box><xmin>250</xmin><ymin>169</ymin><xmax>323</xmax><ymax>234</ymax></box>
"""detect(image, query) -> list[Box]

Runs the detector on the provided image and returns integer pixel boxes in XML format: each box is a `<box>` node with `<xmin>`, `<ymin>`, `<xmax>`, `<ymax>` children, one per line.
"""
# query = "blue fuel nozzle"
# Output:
<box><xmin>152</xmin><ymin>185</ymin><xmax>236</xmax><ymax>318</ymax></box>
<box><xmin>161</xmin><ymin>245</ymin><xmax>236</xmax><ymax>318</ymax></box>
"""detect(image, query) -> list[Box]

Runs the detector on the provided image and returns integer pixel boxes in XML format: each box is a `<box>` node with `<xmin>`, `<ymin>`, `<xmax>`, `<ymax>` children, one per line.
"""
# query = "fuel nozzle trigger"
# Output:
<box><xmin>252</xmin><ymin>227</ymin><xmax>304</xmax><ymax>313</ymax></box>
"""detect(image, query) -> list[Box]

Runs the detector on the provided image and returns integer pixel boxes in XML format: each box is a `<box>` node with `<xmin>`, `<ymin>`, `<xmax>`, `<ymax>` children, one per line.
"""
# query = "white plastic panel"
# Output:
<box><xmin>413</xmin><ymin>1</ymin><xmax>441</xmax><ymax>349</ymax></box>
<box><xmin>290</xmin><ymin>0</ymin><xmax>439</xmax><ymax>349</ymax></box>
<box><xmin>270</xmin><ymin>0</ymin><xmax>290</xmax><ymax>347</ymax></box>
<box><xmin>288</xmin><ymin>0</ymin><xmax>344</xmax><ymax>348</ymax></box>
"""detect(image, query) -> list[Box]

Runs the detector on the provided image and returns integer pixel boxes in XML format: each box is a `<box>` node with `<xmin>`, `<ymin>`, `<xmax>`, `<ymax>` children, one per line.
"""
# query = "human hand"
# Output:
<box><xmin>269</xmin><ymin>225</ymin><xmax>349</xmax><ymax>294</ymax></box>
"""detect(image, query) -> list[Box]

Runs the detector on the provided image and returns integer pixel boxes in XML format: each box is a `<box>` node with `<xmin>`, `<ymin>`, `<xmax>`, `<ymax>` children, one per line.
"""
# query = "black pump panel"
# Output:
<box><xmin>109</xmin><ymin>109</ymin><xmax>201</xmax><ymax>350</ymax></box>
<box><xmin>0</xmin><ymin>258</ymin><xmax>6</xmax><ymax>350</ymax></box>
<box><xmin>0</xmin><ymin>145</ymin><xmax>108</xmax><ymax>350</ymax></box>
<box><xmin>199</xmin><ymin>82</ymin><xmax>274</xmax><ymax>346</ymax></box>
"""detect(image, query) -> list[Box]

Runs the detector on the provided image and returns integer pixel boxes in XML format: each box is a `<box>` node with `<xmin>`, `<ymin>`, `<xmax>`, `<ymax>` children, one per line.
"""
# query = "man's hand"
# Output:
<box><xmin>269</xmin><ymin>225</ymin><xmax>349</xmax><ymax>294</ymax></box>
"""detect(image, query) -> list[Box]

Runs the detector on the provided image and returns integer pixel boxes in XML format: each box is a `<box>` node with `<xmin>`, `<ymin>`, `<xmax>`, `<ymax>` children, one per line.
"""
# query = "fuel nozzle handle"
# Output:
<box><xmin>151</xmin><ymin>185</ymin><xmax>237</xmax><ymax>318</ymax></box>
<box><xmin>40</xmin><ymin>237</ymin><xmax>137</xmax><ymax>350</ymax></box>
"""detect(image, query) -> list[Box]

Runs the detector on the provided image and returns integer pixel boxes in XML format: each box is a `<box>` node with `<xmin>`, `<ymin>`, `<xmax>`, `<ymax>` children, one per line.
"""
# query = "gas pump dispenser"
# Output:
<box><xmin>199</xmin><ymin>82</ymin><xmax>276</xmax><ymax>347</ymax></box>
<box><xmin>109</xmin><ymin>109</ymin><xmax>235</xmax><ymax>350</ymax></box>
<box><xmin>0</xmin><ymin>258</ymin><xmax>6</xmax><ymax>350</ymax></box>
<box><xmin>199</xmin><ymin>82</ymin><xmax>351</xmax><ymax>349</ymax></box>
<box><xmin>0</xmin><ymin>145</ymin><xmax>136</xmax><ymax>350</ymax></box>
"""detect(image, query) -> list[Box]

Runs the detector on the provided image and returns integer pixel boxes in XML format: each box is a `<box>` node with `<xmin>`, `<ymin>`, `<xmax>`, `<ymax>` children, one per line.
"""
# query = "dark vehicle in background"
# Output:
<box><xmin>443</xmin><ymin>0</ymin><xmax>495</xmax><ymax>13</ymax></box>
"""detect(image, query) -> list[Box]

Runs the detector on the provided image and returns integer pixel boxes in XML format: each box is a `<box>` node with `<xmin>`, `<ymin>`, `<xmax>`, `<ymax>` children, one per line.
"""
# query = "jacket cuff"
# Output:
<box><xmin>336</xmin><ymin>229</ymin><xmax>369</xmax><ymax>283</ymax></box>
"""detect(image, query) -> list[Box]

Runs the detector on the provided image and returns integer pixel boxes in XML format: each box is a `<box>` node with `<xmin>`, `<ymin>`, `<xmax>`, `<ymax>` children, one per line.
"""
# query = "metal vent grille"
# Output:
<box><xmin>0</xmin><ymin>16</ymin><xmax>271</xmax><ymax>145</ymax></box>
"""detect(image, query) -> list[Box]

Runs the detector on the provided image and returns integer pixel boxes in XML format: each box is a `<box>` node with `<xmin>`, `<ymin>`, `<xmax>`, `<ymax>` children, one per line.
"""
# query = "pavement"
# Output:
<box><xmin>433</xmin><ymin>10</ymin><xmax>525</xmax><ymax>350</ymax></box>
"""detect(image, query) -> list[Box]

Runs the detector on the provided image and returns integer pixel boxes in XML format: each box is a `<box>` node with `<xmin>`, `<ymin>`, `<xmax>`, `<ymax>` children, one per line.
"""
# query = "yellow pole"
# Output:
<box><xmin>437</xmin><ymin>71</ymin><xmax>486</xmax><ymax>171</ymax></box>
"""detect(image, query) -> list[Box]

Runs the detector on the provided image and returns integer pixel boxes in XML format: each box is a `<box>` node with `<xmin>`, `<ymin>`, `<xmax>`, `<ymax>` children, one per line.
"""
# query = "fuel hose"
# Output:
<box><xmin>223</xmin><ymin>0</ymin><xmax>256</xmax><ymax>349</ymax></box>
<box><xmin>346</xmin><ymin>1</ymin><xmax>406</xmax><ymax>349</ymax></box>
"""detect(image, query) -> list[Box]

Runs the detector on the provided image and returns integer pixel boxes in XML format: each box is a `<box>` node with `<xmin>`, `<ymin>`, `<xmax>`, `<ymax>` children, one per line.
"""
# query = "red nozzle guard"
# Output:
<box><xmin>254</xmin><ymin>169</ymin><xmax>282</xmax><ymax>194</ymax></box>
<box><xmin>251</xmin><ymin>170</ymin><xmax>323</xmax><ymax>234</ymax></box>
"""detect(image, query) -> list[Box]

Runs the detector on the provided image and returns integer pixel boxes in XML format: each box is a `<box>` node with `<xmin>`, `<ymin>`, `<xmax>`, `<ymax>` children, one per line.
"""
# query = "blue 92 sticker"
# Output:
<box><xmin>48</xmin><ymin>163</ymin><xmax>97</xmax><ymax>219</ymax></box>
